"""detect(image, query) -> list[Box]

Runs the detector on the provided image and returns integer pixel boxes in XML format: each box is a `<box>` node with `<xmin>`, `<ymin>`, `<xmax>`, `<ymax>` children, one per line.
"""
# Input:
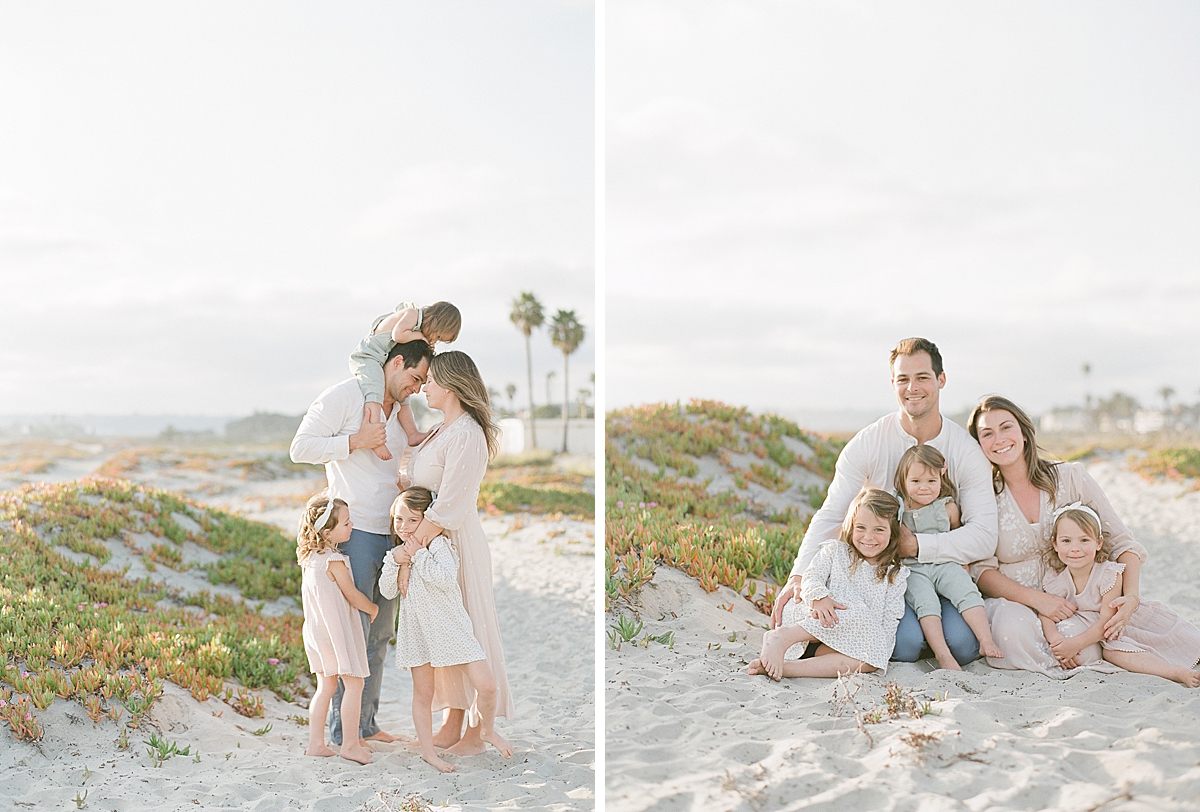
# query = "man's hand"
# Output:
<box><xmin>897</xmin><ymin>525</ymin><xmax>919</xmax><ymax>559</ymax></box>
<box><xmin>771</xmin><ymin>577</ymin><xmax>802</xmax><ymax>629</ymax></box>
<box><xmin>349</xmin><ymin>405</ymin><xmax>388</xmax><ymax>452</ymax></box>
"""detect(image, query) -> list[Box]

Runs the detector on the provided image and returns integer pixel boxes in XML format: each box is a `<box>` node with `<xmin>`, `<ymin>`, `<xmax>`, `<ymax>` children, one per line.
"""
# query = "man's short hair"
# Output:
<box><xmin>386</xmin><ymin>339</ymin><xmax>433</xmax><ymax>369</ymax></box>
<box><xmin>890</xmin><ymin>337</ymin><xmax>943</xmax><ymax>377</ymax></box>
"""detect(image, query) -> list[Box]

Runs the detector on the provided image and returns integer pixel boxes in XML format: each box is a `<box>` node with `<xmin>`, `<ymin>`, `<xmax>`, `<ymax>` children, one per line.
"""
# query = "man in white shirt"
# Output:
<box><xmin>770</xmin><ymin>338</ymin><xmax>998</xmax><ymax>665</ymax></box>
<box><xmin>290</xmin><ymin>339</ymin><xmax>432</xmax><ymax>746</ymax></box>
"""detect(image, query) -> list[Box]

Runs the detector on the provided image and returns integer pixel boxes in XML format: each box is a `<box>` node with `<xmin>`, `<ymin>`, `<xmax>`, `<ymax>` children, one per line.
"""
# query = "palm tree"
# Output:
<box><xmin>545</xmin><ymin>371</ymin><xmax>556</xmax><ymax>415</ymax></box>
<box><xmin>549</xmin><ymin>309</ymin><xmax>585</xmax><ymax>453</ymax></box>
<box><xmin>510</xmin><ymin>292</ymin><xmax>545</xmax><ymax>448</ymax></box>
<box><xmin>1160</xmin><ymin>385</ymin><xmax>1175</xmax><ymax>412</ymax></box>
<box><xmin>505</xmin><ymin>383</ymin><xmax>517</xmax><ymax>415</ymax></box>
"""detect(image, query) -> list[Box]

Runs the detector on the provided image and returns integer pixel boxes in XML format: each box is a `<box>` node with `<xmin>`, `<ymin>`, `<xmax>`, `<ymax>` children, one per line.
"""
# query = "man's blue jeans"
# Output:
<box><xmin>891</xmin><ymin>598</ymin><xmax>980</xmax><ymax>665</ymax></box>
<box><xmin>328</xmin><ymin>528</ymin><xmax>397</xmax><ymax>745</ymax></box>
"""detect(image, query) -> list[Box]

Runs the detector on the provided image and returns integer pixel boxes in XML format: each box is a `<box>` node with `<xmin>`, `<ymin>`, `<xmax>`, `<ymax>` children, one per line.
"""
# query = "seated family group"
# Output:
<box><xmin>750</xmin><ymin>338</ymin><xmax>1200</xmax><ymax>688</ymax></box>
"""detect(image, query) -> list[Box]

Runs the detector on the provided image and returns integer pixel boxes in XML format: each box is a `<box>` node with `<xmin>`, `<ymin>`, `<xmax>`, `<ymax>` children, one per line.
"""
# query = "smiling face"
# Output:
<box><xmin>385</xmin><ymin>357</ymin><xmax>430</xmax><ymax>405</ymax></box>
<box><xmin>849</xmin><ymin>505</ymin><xmax>893</xmax><ymax>563</ymax></box>
<box><xmin>392</xmin><ymin>501</ymin><xmax>423</xmax><ymax>539</ymax></box>
<box><xmin>422</xmin><ymin>371</ymin><xmax>460</xmax><ymax>413</ymax></box>
<box><xmin>323</xmin><ymin>505</ymin><xmax>353</xmax><ymax>547</ymax></box>
<box><xmin>891</xmin><ymin>351</ymin><xmax>945</xmax><ymax>421</ymax></box>
<box><xmin>973</xmin><ymin>409</ymin><xmax>1025</xmax><ymax>468</ymax></box>
<box><xmin>1053</xmin><ymin>516</ymin><xmax>1101</xmax><ymax>572</ymax></box>
<box><xmin>903</xmin><ymin>462</ymin><xmax>943</xmax><ymax>509</ymax></box>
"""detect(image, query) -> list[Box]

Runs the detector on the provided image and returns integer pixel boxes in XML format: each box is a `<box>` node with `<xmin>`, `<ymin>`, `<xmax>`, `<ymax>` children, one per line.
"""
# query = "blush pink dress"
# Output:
<box><xmin>1044</xmin><ymin>561</ymin><xmax>1200</xmax><ymax>668</ymax></box>
<box><xmin>408</xmin><ymin>414</ymin><xmax>513</xmax><ymax>719</ymax></box>
<box><xmin>301</xmin><ymin>548</ymin><xmax>370</xmax><ymax>678</ymax></box>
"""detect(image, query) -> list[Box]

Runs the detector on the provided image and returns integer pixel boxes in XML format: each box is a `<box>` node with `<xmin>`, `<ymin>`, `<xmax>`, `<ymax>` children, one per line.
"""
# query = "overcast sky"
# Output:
<box><xmin>607</xmin><ymin>1</ymin><xmax>1200</xmax><ymax>422</ymax></box>
<box><xmin>0</xmin><ymin>1</ymin><xmax>594</xmax><ymax>417</ymax></box>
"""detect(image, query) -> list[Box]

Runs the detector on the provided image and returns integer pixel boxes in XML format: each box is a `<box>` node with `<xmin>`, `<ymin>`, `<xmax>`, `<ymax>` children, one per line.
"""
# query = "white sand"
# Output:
<box><xmin>605</xmin><ymin>459</ymin><xmax>1200</xmax><ymax>812</ymax></box>
<box><xmin>0</xmin><ymin>446</ymin><xmax>595</xmax><ymax>811</ymax></box>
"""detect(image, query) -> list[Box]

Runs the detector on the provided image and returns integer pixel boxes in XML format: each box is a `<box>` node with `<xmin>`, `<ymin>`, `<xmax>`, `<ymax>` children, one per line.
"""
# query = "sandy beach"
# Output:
<box><xmin>606</xmin><ymin>457</ymin><xmax>1200</xmax><ymax>812</ymax></box>
<box><xmin>0</xmin><ymin>441</ymin><xmax>595</xmax><ymax>811</ymax></box>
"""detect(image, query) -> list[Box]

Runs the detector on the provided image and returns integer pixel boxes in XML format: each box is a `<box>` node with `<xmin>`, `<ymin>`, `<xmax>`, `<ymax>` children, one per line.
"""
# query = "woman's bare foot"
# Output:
<box><xmin>365</xmin><ymin>730</ymin><xmax>415</xmax><ymax>745</ymax></box>
<box><xmin>933</xmin><ymin>650</ymin><xmax>963</xmax><ymax>671</ymax></box>
<box><xmin>340</xmin><ymin>742</ymin><xmax>372</xmax><ymax>764</ymax></box>
<box><xmin>481</xmin><ymin>729</ymin><xmax>513</xmax><ymax>758</ymax></box>
<box><xmin>758</xmin><ymin>629</ymin><xmax>788</xmax><ymax>681</ymax></box>
<box><xmin>305</xmin><ymin>744</ymin><xmax>335</xmax><ymax>757</ymax></box>
<box><xmin>422</xmin><ymin>751</ymin><xmax>455</xmax><ymax>773</ymax></box>
<box><xmin>978</xmin><ymin>639</ymin><xmax>1005</xmax><ymax>659</ymax></box>
<box><xmin>444</xmin><ymin>725</ymin><xmax>486</xmax><ymax>756</ymax></box>
<box><xmin>1170</xmin><ymin>667</ymin><xmax>1200</xmax><ymax>688</ymax></box>
<box><xmin>747</xmin><ymin>658</ymin><xmax>767</xmax><ymax>676</ymax></box>
<box><xmin>431</xmin><ymin>718</ymin><xmax>463</xmax><ymax>749</ymax></box>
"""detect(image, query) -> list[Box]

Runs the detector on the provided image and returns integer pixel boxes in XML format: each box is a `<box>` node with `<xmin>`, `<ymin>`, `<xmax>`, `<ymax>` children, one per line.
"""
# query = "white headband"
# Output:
<box><xmin>302</xmin><ymin>494</ymin><xmax>337</xmax><ymax>539</ymax></box>
<box><xmin>1051</xmin><ymin>501</ymin><xmax>1102</xmax><ymax>532</ymax></box>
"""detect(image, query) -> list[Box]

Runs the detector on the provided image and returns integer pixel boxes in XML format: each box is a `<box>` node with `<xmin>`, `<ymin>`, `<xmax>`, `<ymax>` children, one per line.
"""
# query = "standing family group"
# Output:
<box><xmin>751</xmin><ymin>338</ymin><xmax>1200</xmax><ymax>688</ymax></box>
<box><xmin>288</xmin><ymin>302</ymin><xmax>514</xmax><ymax>772</ymax></box>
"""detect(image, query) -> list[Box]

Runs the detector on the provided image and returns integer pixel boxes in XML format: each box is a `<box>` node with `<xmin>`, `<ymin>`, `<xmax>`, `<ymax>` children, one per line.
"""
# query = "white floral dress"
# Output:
<box><xmin>781</xmin><ymin>540</ymin><xmax>909</xmax><ymax>671</ymax></box>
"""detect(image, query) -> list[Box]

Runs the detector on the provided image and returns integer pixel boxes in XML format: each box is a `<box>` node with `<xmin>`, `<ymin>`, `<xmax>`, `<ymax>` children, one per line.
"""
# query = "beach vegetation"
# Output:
<box><xmin>145</xmin><ymin>731</ymin><xmax>191</xmax><ymax>766</ymax></box>
<box><xmin>1130</xmin><ymin>447</ymin><xmax>1200</xmax><ymax>481</ymax></box>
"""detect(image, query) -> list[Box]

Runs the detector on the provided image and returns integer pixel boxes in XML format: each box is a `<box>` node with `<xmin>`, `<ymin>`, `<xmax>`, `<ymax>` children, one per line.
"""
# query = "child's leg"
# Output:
<box><xmin>932</xmin><ymin>563</ymin><xmax>1001</xmax><ymax>660</ymax></box>
<box><xmin>337</xmin><ymin>676</ymin><xmax>372</xmax><ymax>764</ymax></box>
<box><xmin>959</xmin><ymin>606</ymin><xmax>1004</xmax><ymax>659</ymax></box>
<box><xmin>411</xmin><ymin>665</ymin><xmax>454</xmax><ymax>772</ymax></box>
<box><xmin>433</xmin><ymin>708</ymin><xmax>466</xmax><ymax>748</ymax></box>
<box><xmin>905</xmin><ymin>568</ymin><xmax>960</xmax><ymax>669</ymax></box>
<box><xmin>1104</xmin><ymin>649</ymin><xmax>1200</xmax><ymax>688</ymax></box>
<box><xmin>778</xmin><ymin>647</ymin><xmax>876</xmax><ymax>679</ymax></box>
<box><xmin>918</xmin><ymin>614</ymin><xmax>961</xmax><ymax>671</ymax></box>
<box><xmin>364</xmin><ymin>401</ymin><xmax>392</xmax><ymax>460</ymax></box>
<box><xmin>306</xmin><ymin>672</ymin><xmax>336</xmax><ymax>757</ymax></box>
<box><xmin>398</xmin><ymin>402</ymin><xmax>427</xmax><ymax>447</ymax></box>
<box><xmin>463</xmin><ymin>659</ymin><xmax>512</xmax><ymax>757</ymax></box>
<box><xmin>755</xmin><ymin>624</ymin><xmax>819</xmax><ymax>681</ymax></box>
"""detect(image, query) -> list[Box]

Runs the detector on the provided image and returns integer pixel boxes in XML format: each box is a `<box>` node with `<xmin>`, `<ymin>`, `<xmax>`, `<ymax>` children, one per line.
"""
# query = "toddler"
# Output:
<box><xmin>351</xmin><ymin>301</ymin><xmax>462</xmax><ymax>460</ymax></box>
<box><xmin>894</xmin><ymin>444</ymin><xmax>1003</xmax><ymax>669</ymax></box>
<box><xmin>298</xmin><ymin>493</ymin><xmax>380</xmax><ymax>764</ymax></box>
<box><xmin>378</xmin><ymin>487</ymin><xmax>512</xmax><ymax>771</ymax></box>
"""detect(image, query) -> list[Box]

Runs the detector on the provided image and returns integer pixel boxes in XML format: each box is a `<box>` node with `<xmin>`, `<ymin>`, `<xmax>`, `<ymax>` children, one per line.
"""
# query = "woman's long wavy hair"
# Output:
<box><xmin>968</xmin><ymin>395</ymin><xmax>1060</xmax><ymax>497</ymax></box>
<box><xmin>296</xmin><ymin>493</ymin><xmax>347</xmax><ymax>563</ymax></box>
<box><xmin>839</xmin><ymin>488</ymin><xmax>906</xmax><ymax>584</ymax></box>
<box><xmin>430</xmin><ymin>351</ymin><xmax>499</xmax><ymax>458</ymax></box>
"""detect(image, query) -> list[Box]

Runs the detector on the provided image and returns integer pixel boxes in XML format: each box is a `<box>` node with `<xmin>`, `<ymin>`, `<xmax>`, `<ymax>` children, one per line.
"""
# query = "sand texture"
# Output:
<box><xmin>606</xmin><ymin>459</ymin><xmax>1200</xmax><ymax>812</ymax></box>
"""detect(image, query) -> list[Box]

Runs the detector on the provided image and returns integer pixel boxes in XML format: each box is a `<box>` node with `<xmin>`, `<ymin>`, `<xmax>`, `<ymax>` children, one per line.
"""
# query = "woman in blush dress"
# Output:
<box><xmin>967</xmin><ymin>395</ymin><xmax>1147</xmax><ymax>678</ymax></box>
<box><xmin>405</xmin><ymin>350</ymin><xmax>514</xmax><ymax>755</ymax></box>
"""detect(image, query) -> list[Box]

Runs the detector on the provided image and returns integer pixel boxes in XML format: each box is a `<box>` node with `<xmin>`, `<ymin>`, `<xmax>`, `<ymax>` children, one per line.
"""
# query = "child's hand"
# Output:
<box><xmin>391</xmin><ymin>545</ymin><xmax>413</xmax><ymax>566</ymax></box>
<box><xmin>403</xmin><ymin>536</ymin><xmax>424</xmax><ymax>557</ymax></box>
<box><xmin>811</xmin><ymin>596</ymin><xmax>845</xmax><ymax>628</ymax></box>
<box><xmin>366</xmin><ymin>603</ymin><xmax>379</xmax><ymax>623</ymax></box>
<box><xmin>1049</xmin><ymin>635</ymin><xmax>1083</xmax><ymax>662</ymax></box>
<box><xmin>407</xmin><ymin>429</ymin><xmax>431</xmax><ymax>447</ymax></box>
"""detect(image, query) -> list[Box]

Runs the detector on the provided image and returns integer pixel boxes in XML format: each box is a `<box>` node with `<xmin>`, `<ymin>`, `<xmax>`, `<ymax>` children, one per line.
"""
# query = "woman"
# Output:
<box><xmin>968</xmin><ymin>395</ymin><xmax>1146</xmax><ymax>677</ymax></box>
<box><xmin>406</xmin><ymin>351</ymin><xmax>514</xmax><ymax>754</ymax></box>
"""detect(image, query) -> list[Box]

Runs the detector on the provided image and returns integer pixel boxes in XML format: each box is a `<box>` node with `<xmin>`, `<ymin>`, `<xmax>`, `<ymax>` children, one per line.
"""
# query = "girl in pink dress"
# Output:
<box><xmin>1040</xmin><ymin>503</ymin><xmax>1200</xmax><ymax>687</ymax></box>
<box><xmin>298</xmin><ymin>493</ymin><xmax>381</xmax><ymax>763</ymax></box>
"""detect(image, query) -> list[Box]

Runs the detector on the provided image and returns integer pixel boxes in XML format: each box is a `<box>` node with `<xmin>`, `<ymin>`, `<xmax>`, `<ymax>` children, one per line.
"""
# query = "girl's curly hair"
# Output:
<box><xmin>297</xmin><ymin>493</ymin><xmax>347</xmax><ymax>563</ymax></box>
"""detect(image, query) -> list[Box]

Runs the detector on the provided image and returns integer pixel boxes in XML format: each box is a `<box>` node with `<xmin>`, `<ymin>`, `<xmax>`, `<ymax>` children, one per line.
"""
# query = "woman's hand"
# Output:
<box><xmin>413</xmin><ymin>517</ymin><xmax>444</xmax><ymax>546</ymax></box>
<box><xmin>811</xmin><ymin>596</ymin><xmax>846</xmax><ymax>628</ymax></box>
<box><xmin>1033</xmin><ymin>592</ymin><xmax>1076</xmax><ymax>623</ymax></box>
<box><xmin>1104</xmin><ymin>595</ymin><xmax>1139</xmax><ymax>640</ymax></box>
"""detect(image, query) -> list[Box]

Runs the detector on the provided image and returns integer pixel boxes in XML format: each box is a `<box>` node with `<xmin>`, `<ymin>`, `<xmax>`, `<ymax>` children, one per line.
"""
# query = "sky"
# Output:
<box><xmin>0</xmin><ymin>1</ymin><xmax>594</xmax><ymax>418</ymax></box>
<box><xmin>607</xmin><ymin>1</ymin><xmax>1200</xmax><ymax>424</ymax></box>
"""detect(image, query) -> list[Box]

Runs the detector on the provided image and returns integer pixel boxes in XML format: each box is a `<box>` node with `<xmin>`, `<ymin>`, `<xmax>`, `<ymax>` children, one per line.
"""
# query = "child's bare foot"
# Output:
<box><xmin>481</xmin><ymin>729</ymin><xmax>513</xmax><ymax>758</ymax></box>
<box><xmin>747</xmin><ymin>658</ymin><xmax>767</xmax><ymax>676</ymax></box>
<box><xmin>444</xmin><ymin>737</ymin><xmax>487</xmax><ymax>756</ymax></box>
<box><xmin>1170</xmin><ymin>667</ymin><xmax>1200</xmax><ymax>688</ymax></box>
<box><xmin>305</xmin><ymin>744</ymin><xmax>335</xmax><ymax>757</ymax></box>
<box><xmin>422</xmin><ymin>751</ymin><xmax>455</xmax><ymax>773</ymax></box>
<box><xmin>359</xmin><ymin>738</ymin><xmax>376</xmax><ymax>752</ymax></box>
<box><xmin>758</xmin><ymin>629</ymin><xmax>788</xmax><ymax>681</ymax></box>
<box><xmin>340</xmin><ymin>742</ymin><xmax>372</xmax><ymax>764</ymax></box>
<box><xmin>933</xmin><ymin>651</ymin><xmax>963</xmax><ymax>671</ymax></box>
<box><xmin>978</xmin><ymin>639</ymin><xmax>1005</xmax><ymax>659</ymax></box>
<box><xmin>372</xmin><ymin>444</ymin><xmax>393</xmax><ymax>461</ymax></box>
<box><xmin>365</xmin><ymin>730</ymin><xmax>415</xmax><ymax>745</ymax></box>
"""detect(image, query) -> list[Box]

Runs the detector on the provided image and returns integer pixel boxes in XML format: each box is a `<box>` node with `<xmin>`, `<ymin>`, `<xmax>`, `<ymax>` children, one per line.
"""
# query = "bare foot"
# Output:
<box><xmin>978</xmin><ymin>639</ymin><xmax>1005</xmax><ymax>659</ymax></box>
<box><xmin>747</xmin><ymin>658</ymin><xmax>767</xmax><ymax>676</ymax></box>
<box><xmin>365</xmin><ymin>730</ymin><xmax>415</xmax><ymax>745</ymax></box>
<box><xmin>340</xmin><ymin>742</ymin><xmax>372</xmax><ymax>764</ymax></box>
<box><xmin>359</xmin><ymin>738</ymin><xmax>376</xmax><ymax>752</ymax></box>
<box><xmin>933</xmin><ymin>651</ymin><xmax>963</xmax><ymax>671</ymax></box>
<box><xmin>431</xmin><ymin>722</ymin><xmax>463</xmax><ymax>749</ymax></box>
<box><xmin>422</xmin><ymin>751</ymin><xmax>455</xmax><ymax>773</ymax></box>
<box><xmin>759</xmin><ymin>629</ymin><xmax>788</xmax><ymax>681</ymax></box>
<box><xmin>1171</xmin><ymin>667</ymin><xmax>1200</xmax><ymax>688</ymax></box>
<box><xmin>443</xmin><ymin>727</ymin><xmax>486</xmax><ymax>756</ymax></box>
<box><xmin>481</xmin><ymin>729</ymin><xmax>513</xmax><ymax>758</ymax></box>
<box><xmin>373</xmin><ymin>445</ymin><xmax>393</xmax><ymax>461</ymax></box>
<box><xmin>305</xmin><ymin>744</ymin><xmax>335</xmax><ymax>757</ymax></box>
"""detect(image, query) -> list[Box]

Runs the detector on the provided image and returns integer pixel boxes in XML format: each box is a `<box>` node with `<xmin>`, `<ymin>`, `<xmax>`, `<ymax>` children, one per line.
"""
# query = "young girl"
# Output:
<box><xmin>750</xmin><ymin>489</ymin><xmax>910</xmax><ymax>680</ymax></box>
<box><xmin>893</xmin><ymin>444</ymin><xmax>1004</xmax><ymax>670</ymax></box>
<box><xmin>1040</xmin><ymin>503</ymin><xmax>1200</xmax><ymax>687</ymax></box>
<box><xmin>298</xmin><ymin>493</ymin><xmax>381</xmax><ymax>764</ymax></box>
<box><xmin>350</xmin><ymin>301</ymin><xmax>462</xmax><ymax>460</ymax></box>
<box><xmin>378</xmin><ymin>487</ymin><xmax>512</xmax><ymax>772</ymax></box>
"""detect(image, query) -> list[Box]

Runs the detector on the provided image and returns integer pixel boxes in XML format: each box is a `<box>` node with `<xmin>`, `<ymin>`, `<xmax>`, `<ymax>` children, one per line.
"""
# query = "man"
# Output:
<box><xmin>770</xmin><ymin>337</ymin><xmax>998</xmax><ymax>664</ymax></box>
<box><xmin>290</xmin><ymin>339</ymin><xmax>433</xmax><ymax>745</ymax></box>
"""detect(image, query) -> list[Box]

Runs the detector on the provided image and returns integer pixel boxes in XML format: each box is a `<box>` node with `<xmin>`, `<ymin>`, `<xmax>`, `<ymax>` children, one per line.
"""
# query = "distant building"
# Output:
<box><xmin>1039</xmin><ymin>407</ymin><xmax>1091</xmax><ymax>434</ymax></box>
<box><xmin>1134</xmin><ymin>409</ymin><xmax>1166</xmax><ymax>434</ymax></box>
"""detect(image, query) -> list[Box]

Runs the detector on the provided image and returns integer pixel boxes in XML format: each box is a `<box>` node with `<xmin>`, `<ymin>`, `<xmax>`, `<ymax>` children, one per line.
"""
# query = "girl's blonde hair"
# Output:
<box><xmin>893</xmin><ymin>444</ymin><xmax>957</xmax><ymax>504</ymax></box>
<box><xmin>389</xmin><ymin>487</ymin><xmax>434</xmax><ymax>547</ymax></box>
<box><xmin>839</xmin><ymin>488</ymin><xmax>906</xmax><ymax>584</ymax></box>
<box><xmin>297</xmin><ymin>493</ymin><xmax>348</xmax><ymax>563</ymax></box>
<box><xmin>1043</xmin><ymin>505</ymin><xmax>1114</xmax><ymax>573</ymax></box>
<box><xmin>422</xmin><ymin>302</ymin><xmax>461</xmax><ymax>343</ymax></box>
<box><xmin>430</xmin><ymin>351</ymin><xmax>499</xmax><ymax>458</ymax></box>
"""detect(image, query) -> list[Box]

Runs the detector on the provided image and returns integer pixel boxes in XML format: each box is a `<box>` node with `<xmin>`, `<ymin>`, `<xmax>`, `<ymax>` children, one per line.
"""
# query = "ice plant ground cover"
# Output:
<box><xmin>606</xmin><ymin>400</ymin><xmax>845</xmax><ymax>613</ymax></box>
<box><xmin>0</xmin><ymin>478</ymin><xmax>307</xmax><ymax>742</ymax></box>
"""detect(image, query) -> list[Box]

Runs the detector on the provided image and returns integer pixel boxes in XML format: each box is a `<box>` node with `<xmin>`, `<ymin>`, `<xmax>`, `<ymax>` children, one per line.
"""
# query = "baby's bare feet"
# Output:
<box><xmin>481</xmin><ymin>729</ymin><xmax>513</xmax><ymax>758</ymax></box>
<box><xmin>422</xmin><ymin>751</ymin><xmax>455</xmax><ymax>773</ymax></box>
<box><xmin>305</xmin><ymin>744</ymin><xmax>335</xmax><ymax>757</ymax></box>
<box><xmin>340</xmin><ymin>742</ymin><xmax>372</xmax><ymax>764</ymax></box>
<box><xmin>373</xmin><ymin>444</ymin><xmax>393</xmax><ymax>461</ymax></box>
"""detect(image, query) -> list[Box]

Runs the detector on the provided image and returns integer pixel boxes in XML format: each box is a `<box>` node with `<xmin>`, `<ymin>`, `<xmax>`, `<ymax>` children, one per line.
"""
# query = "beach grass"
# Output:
<box><xmin>0</xmin><ymin>478</ymin><xmax>308</xmax><ymax>741</ymax></box>
<box><xmin>606</xmin><ymin>400</ymin><xmax>840</xmax><ymax>613</ymax></box>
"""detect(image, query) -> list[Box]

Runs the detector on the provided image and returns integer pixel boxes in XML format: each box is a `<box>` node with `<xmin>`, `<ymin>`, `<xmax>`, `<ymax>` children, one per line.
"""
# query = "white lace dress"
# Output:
<box><xmin>378</xmin><ymin>538</ymin><xmax>486</xmax><ymax>669</ymax></box>
<box><xmin>780</xmin><ymin>540</ymin><xmax>910</xmax><ymax>671</ymax></box>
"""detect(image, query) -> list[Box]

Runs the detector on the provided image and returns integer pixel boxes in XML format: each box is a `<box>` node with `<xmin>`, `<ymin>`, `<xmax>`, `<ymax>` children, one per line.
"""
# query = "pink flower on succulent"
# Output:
<box><xmin>648</xmin><ymin>502</ymin><xmax>657</xmax><ymax>508</ymax></box>
<box><xmin>616</xmin><ymin>501</ymin><xmax>624</xmax><ymax>508</ymax></box>
<box><xmin>0</xmin><ymin>699</ymin><xmax>7</xmax><ymax>708</ymax></box>
<box><xmin>268</xmin><ymin>658</ymin><xmax>279</xmax><ymax>666</ymax></box>
<box><xmin>639</xmin><ymin>502</ymin><xmax>646</xmax><ymax>508</ymax></box>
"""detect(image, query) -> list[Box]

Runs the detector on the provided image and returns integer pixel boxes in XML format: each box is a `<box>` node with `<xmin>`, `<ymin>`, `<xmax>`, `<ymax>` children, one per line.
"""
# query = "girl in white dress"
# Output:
<box><xmin>298</xmin><ymin>494</ymin><xmax>379</xmax><ymax>765</ymax></box>
<box><xmin>379</xmin><ymin>487</ymin><xmax>512</xmax><ymax>772</ymax></box>
<box><xmin>750</xmin><ymin>489</ymin><xmax>910</xmax><ymax>680</ymax></box>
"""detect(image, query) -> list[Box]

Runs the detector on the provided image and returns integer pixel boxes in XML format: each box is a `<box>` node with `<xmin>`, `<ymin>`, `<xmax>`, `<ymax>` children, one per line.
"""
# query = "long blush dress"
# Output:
<box><xmin>408</xmin><ymin>414</ymin><xmax>514</xmax><ymax>719</ymax></box>
<box><xmin>301</xmin><ymin>548</ymin><xmax>370</xmax><ymax>678</ymax></box>
<box><xmin>970</xmin><ymin>462</ymin><xmax>1148</xmax><ymax>678</ymax></box>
